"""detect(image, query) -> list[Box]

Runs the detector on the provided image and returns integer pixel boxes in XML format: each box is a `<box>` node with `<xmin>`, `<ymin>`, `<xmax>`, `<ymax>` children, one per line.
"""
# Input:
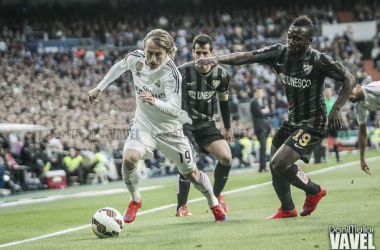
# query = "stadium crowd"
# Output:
<box><xmin>1</xmin><ymin>0</ymin><xmax>380</xmax><ymax>194</ymax></box>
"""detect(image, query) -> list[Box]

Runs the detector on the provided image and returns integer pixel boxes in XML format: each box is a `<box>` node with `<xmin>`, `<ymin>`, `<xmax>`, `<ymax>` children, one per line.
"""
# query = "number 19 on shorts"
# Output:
<box><xmin>179</xmin><ymin>150</ymin><xmax>191</xmax><ymax>164</ymax></box>
<box><xmin>292</xmin><ymin>129</ymin><xmax>312</xmax><ymax>146</ymax></box>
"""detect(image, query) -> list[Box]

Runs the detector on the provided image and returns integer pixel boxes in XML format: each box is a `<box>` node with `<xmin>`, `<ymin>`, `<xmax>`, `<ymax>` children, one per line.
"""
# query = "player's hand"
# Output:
<box><xmin>225</xmin><ymin>128</ymin><xmax>232</xmax><ymax>145</ymax></box>
<box><xmin>360</xmin><ymin>160</ymin><xmax>371</xmax><ymax>175</ymax></box>
<box><xmin>328</xmin><ymin>108</ymin><xmax>341</xmax><ymax>131</ymax></box>
<box><xmin>196</xmin><ymin>57</ymin><xmax>218</xmax><ymax>67</ymax></box>
<box><xmin>140</xmin><ymin>92</ymin><xmax>155</xmax><ymax>106</ymax></box>
<box><xmin>88</xmin><ymin>88</ymin><xmax>102</xmax><ymax>105</ymax></box>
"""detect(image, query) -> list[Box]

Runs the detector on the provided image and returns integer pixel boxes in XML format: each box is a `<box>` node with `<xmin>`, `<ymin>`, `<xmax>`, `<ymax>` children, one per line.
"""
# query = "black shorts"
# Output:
<box><xmin>184</xmin><ymin>122</ymin><xmax>225</xmax><ymax>153</ymax></box>
<box><xmin>325</xmin><ymin>128</ymin><xmax>338</xmax><ymax>138</ymax></box>
<box><xmin>272</xmin><ymin>121</ymin><xmax>325</xmax><ymax>163</ymax></box>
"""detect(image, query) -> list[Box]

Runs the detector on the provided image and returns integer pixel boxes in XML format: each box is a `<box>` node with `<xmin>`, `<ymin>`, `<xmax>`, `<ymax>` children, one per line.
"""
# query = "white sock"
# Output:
<box><xmin>193</xmin><ymin>171</ymin><xmax>218</xmax><ymax>207</ymax></box>
<box><xmin>122</xmin><ymin>164</ymin><xmax>141</xmax><ymax>202</ymax></box>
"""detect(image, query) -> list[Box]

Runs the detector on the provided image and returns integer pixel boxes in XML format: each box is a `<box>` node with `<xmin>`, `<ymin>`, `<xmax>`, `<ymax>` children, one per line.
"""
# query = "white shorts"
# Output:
<box><xmin>123</xmin><ymin>124</ymin><xmax>196</xmax><ymax>174</ymax></box>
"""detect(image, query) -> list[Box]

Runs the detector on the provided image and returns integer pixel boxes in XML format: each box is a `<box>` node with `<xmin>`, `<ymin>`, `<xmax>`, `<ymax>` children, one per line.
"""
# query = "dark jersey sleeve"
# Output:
<box><xmin>318</xmin><ymin>53</ymin><xmax>347</xmax><ymax>81</ymax></box>
<box><xmin>217</xmin><ymin>67</ymin><xmax>231</xmax><ymax>128</ymax></box>
<box><xmin>178</xmin><ymin>65</ymin><xmax>189</xmax><ymax>110</ymax></box>
<box><xmin>251</xmin><ymin>44</ymin><xmax>283</xmax><ymax>67</ymax></box>
<box><xmin>217</xmin><ymin>67</ymin><xmax>230</xmax><ymax>101</ymax></box>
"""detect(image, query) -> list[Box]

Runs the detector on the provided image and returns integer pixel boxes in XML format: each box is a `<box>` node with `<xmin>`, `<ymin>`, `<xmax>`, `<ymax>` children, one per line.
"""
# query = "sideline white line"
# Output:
<box><xmin>1</xmin><ymin>156</ymin><xmax>378</xmax><ymax>249</ymax></box>
<box><xmin>0</xmin><ymin>185</ymin><xmax>164</xmax><ymax>208</ymax></box>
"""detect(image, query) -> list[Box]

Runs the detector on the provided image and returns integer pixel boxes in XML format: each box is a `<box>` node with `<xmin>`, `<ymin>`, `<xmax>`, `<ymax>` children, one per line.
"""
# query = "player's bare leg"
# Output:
<box><xmin>122</xmin><ymin>149</ymin><xmax>142</xmax><ymax>223</ymax></box>
<box><xmin>204</xmin><ymin>139</ymin><xmax>232</xmax><ymax>212</ymax></box>
<box><xmin>269</xmin><ymin>144</ymin><xmax>325</xmax><ymax>218</ymax></box>
<box><xmin>267</xmin><ymin>145</ymin><xmax>297</xmax><ymax>219</ymax></box>
<box><xmin>182</xmin><ymin>168</ymin><xmax>227</xmax><ymax>221</ymax></box>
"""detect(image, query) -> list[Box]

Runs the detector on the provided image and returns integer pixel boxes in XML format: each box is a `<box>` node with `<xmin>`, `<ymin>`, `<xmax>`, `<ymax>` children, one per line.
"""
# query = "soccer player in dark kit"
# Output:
<box><xmin>175</xmin><ymin>35</ymin><xmax>232</xmax><ymax>216</ymax></box>
<box><xmin>197</xmin><ymin>15</ymin><xmax>356</xmax><ymax>219</ymax></box>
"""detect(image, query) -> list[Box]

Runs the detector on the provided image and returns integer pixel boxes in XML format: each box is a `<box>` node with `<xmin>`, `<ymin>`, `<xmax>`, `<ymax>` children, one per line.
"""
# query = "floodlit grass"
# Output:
<box><xmin>0</xmin><ymin>150</ymin><xmax>379</xmax><ymax>250</ymax></box>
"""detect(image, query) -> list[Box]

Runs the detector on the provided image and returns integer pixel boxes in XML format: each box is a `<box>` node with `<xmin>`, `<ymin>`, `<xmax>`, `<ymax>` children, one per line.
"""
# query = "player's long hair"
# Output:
<box><xmin>143</xmin><ymin>29</ymin><xmax>177</xmax><ymax>60</ymax></box>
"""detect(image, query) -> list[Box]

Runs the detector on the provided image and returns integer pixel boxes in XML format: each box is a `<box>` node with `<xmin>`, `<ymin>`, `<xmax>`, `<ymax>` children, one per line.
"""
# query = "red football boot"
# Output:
<box><xmin>123</xmin><ymin>200</ymin><xmax>142</xmax><ymax>223</ymax></box>
<box><xmin>300</xmin><ymin>185</ymin><xmax>326</xmax><ymax>217</ymax></box>
<box><xmin>266</xmin><ymin>207</ymin><xmax>298</xmax><ymax>220</ymax></box>
<box><xmin>210</xmin><ymin>204</ymin><xmax>227</xmax><ymax>222</ymax></box>
<box><xmin>175</xmin><ymin>204</ymin><xmax>193</xmax><ymax>217</ymax></box>
<box><xmin>216</xmin><ymin>195</ymin><xmax>229</xmax><ymax>212</ymax></box>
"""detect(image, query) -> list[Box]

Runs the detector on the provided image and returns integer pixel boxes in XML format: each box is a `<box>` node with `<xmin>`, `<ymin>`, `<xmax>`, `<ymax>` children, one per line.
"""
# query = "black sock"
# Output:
<box><xmin>213</xmin><ymin>162</ymin><xmax>231</xmax><ymax>197</ymax></box>
<box><xmin>270</xmin><ymin>164</ymin><xmax>295</xmax><ymax>211</ymax></box>
<box><xmin>177</xmin><ymin>173</ymin><xmax>191</xmax><ymax>210</ymax></box>
<box><xmin>333</xmin><ymin>144</ymin><xmax>339</xmax><ymax>161</ymax></box>
<box><xmin>281</xmin><ymin>164</ymin><xmax>320</xmax><ymax>195</ymax></box>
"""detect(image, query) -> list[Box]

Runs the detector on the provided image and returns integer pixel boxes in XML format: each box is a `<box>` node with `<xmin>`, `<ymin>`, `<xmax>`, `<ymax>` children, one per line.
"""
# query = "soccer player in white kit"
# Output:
<box><xmin>88</xmin><ymin>29</ymin><xmax>227</xmax><ymax>222</ymax></box>
<box><xmin>349</xmin><ymin>81</ymin><xmax>380</xmax><ymax>175</ymax></box>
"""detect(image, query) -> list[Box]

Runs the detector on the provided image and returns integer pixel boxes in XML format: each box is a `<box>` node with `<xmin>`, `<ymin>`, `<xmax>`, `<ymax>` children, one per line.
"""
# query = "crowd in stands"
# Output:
<box><xmin>1</xmin><ymin>0</ymin><xmax>380</xmax><ymax>195</ymax></box>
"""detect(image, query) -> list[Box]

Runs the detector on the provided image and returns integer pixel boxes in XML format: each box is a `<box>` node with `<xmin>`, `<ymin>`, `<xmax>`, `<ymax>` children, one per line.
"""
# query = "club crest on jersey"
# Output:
<box><xmin>154</xmin><ymin>80</ymin><xmax>161</xmax><ymax>88</ymax></box>
<box><xmin>212</xmin><ymin>80</ymin><xmax>221</xmax><ymax>87</ymax></box>
<box><xmin>303</xmin><ymin>64</ymin><xmax>313</xmax><ymax>75</ymax></box>
<box><xmin>136</xmin><ymin>61</ymin><xmax>143</xmax><ymax>77</ymax></box>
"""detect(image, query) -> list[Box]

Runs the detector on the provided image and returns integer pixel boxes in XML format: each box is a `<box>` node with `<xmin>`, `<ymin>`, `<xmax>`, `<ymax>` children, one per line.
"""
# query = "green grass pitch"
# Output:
<box><xmin>0</xmin><ymin>150</ymin><xmax>379</xmax><ymax>250</ymax></box>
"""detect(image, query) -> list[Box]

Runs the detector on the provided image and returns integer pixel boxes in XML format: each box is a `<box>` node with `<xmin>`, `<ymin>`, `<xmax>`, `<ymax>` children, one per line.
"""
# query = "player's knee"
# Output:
<box><xmin>218</xmin><ymin>152</ymin><xmax>232</xmax><ymax>166</ymax></box>
<box><xmin>123</xmin><ymin>153</ymin><xmax>140</xmax><ymax>169</ymax></box>
<box><xmin>181</xmin><ymin>169</ymin><xmax>197</xmax><ymax>183</ymax></box>
<box><xmin>271</xmin><ymin>158</ymin><xmax>286</xmax><ymax>175</ymax></box>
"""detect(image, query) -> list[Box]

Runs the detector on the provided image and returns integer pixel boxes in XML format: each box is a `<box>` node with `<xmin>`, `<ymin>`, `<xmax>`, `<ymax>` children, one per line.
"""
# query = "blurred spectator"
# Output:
<box><xmin>62</xmin><ymin>147</ymin><xmax>84</xmax><ymax>185</ymax></box>
<box><xmin>250</xmin><ymin>87</ymin><xmax>271</xmax><ymax>172</ymax></box>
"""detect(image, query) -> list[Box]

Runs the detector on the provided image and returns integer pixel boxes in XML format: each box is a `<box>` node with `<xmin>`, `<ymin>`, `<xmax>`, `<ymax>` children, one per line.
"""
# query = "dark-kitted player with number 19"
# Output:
<box><xmin>197</xmin><ymin>16</ymin><xmax>356</xmax><ymax>219</ymax></box>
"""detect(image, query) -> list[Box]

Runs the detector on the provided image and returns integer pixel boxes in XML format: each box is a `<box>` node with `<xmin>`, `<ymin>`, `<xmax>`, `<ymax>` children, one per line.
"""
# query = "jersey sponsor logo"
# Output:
<box><xmin>188</xmin><ymin>90</ymin><xmax>215</xmax><ymax>100</ymax></box>
<box><xmin>135</xmin><ymin>86</ymin><xmax>166</xmax><ymax>98</ymax></box>
<box><xmin>294</xmin><ymin>143</ymin><xmax>303</xmax><ymax>149</ymax></box>
<box><xmin>279</xmin><ymin>73</ymin><xmax>311</xmax><ymax>88</ymax></box>
<box><xmin>303</xmin><ymin>64</ymin><xmax>313</xmax><ymax>75</ymax></box>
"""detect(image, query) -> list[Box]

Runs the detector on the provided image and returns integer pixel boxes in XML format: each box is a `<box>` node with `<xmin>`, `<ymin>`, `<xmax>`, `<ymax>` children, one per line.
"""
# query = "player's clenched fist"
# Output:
<box><xmin>140</xmin><ymin>91</ymin><xmax>155</xmax><ymax>105</ymax></box>
<box><xmin>88</xmin><ymin>88</ymin><xmax>102</xmax><ymax>105</ymax></box>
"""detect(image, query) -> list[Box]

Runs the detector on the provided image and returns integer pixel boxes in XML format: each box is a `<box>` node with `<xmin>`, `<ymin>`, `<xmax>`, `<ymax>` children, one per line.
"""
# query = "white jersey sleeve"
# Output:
<box><xmin>96</xmin><ymin>54</ymin><xmax>137</xmax><ymax>91</ymax></box>
<box><xmin>357</xmin><ymin>103</ymin><xmax>368</xmax><ymax>125</ymax></box>
<box><xmin>154</xmin><ymin>64</ymin><xmax>182</xmax><ymax>117</ymax></box>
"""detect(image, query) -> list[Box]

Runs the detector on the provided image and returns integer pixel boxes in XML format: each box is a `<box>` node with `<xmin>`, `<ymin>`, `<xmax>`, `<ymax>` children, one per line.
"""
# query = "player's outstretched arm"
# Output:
<box><xmin>358</xmin><ymin>123</ymin><xmax>371</xmax><ymax>174</ymax></box>
<box><xmin>88</xmin><ymin>60</ymin><xmax>128</xmax><ymax>105</ymax></box>
<box><xmin>328</xmin><ymin>71</ymin><xmax>356</xmax><ymax>130</ymax></box>
<box><xmin>196</xmin><ymin>52</ymin><xmax>255</xmax><ymax>66</ymax></box>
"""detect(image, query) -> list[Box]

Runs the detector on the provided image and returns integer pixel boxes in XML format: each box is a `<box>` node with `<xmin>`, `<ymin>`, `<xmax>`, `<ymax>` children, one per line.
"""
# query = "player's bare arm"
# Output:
<box><xmin>358</xmin><ymin>123</ymin><xmax>371</xmax><ymax>174</ymax></box>
<box><xmin>328</xmin><ymin>71</ymin><xmax>356</xmax><ymax>131</ymax></box>
<box><xmin>196</xmin><ymin>52</ymin><xmax>256</xmax><ymax>66</ymax></box>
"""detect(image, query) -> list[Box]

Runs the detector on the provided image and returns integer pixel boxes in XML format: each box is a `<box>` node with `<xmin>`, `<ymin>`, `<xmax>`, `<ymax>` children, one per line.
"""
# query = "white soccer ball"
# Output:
<box><xmin>92</xmin><ymin>207</ymin><xmax>124</xmax><ymax>238</ymax></box>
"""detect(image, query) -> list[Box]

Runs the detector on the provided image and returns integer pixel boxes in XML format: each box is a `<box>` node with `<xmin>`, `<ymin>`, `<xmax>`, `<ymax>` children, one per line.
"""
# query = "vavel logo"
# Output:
<box><xmin>329</xmin><ymin>225</ymin><xmax>375</xmax><ymax>249</ymax></box>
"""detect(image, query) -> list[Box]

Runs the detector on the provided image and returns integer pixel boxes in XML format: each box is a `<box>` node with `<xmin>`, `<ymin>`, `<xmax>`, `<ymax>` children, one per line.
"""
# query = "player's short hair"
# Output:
<box><xmin>143</xmin><ymin>29</ymin><xmax>177</xmax><ymax>60</ymax></box>
<box><xmin>292</xmin><ymin>15</ymin><xmax>313</xmax><ymax>37</ymax></box>
<box><xmin>192</xmin><ymin>35</ymin><xmax>214</xmax><ymax>51</ymax></box>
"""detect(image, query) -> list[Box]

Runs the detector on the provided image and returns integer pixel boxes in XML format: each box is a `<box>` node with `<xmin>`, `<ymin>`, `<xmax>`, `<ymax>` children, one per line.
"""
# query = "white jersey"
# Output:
<box><xmin>97</xmin><ymin>50</ymin><xmax>191</xmax><ymax>133</ymax></box>
<box><xmin>357</xmin><ymin>81</ymin><xmax>380</xmax><ymax>124</ymax></box>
